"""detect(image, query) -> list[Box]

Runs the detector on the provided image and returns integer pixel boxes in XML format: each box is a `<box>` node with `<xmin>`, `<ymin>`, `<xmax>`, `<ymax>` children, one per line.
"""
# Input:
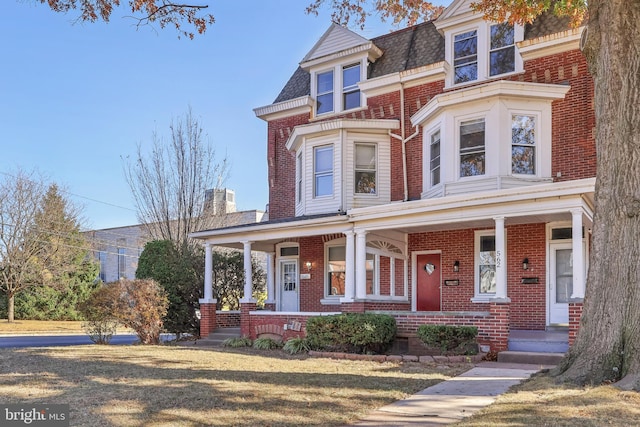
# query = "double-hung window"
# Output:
<box><xmin>511</xmin><ymin>115</ymin><xmax>536</xmax><ymax>175</ymax></box>
<box><xmin>429</xmin><ymin>130</ymin><xmax>441</xmax><ymax>187</ymax></box>
<box><xmin>342</xmin><ymin>64</ymin><xmax>361</xmax><ymax>110</ymax></box>
<box><xmin>296</xmin><ymin>152</ymin><xmax>303</xmax><ymax>203</ymax></box>
<box><xmin>314</xmin><ymin>145</ymin><xmax>333</xmax><ymax>197</ymax></box>
<box><xmin>316</xmin><ymin>71</ymin><xmax>334</xmax><ymax>115</ymax></box>
<box><xmin>117</xmin><ymin>248</ymin><xmax>126</xmax><ymax>279</ymax></box>
<box><xmin>460</xmin><ymin>119</ymin><xmax>485</xmax><ymax>177</ymax></box>
<box><xmin>489</xmin><ymin>23</ymin><xmax>515</xmax><ymax>76</ymax></box>
<box><xmin>454</xmin><ymin>30</ymin><xmax>478</xmax><ymax>84</ymax></box>
<box><xmin>98</xmin><ymin>251</ymin><xmax>107</xmax><ymax>282</ymax></box>
<box><xmin>355</xmin><ymin>143</ymin><xmax>376</xmax><ymax>194</ymax></box>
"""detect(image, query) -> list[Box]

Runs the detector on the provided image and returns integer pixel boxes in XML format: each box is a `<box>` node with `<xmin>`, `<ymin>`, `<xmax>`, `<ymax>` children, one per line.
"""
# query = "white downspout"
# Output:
<box><xmin>388</xmin><ymin>82</ymin><xmax>419</xmax><ymax>201</ymax></box>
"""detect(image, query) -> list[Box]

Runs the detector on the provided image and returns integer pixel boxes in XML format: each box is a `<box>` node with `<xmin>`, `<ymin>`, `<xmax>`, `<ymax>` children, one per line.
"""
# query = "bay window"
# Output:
<box><xmin>355</xmin><ymin>143</ymin><xmax>377</xmax><ymax>194</ymax></box>
<box><xmin>314</xmin><ymin>145</ymin><xmax>333</xmax><ymax>197</ymax></box>
<box><xmin>460</xmin><ymin>119</ymin><xmax>485</xmax><ymax>177</ymax></box>
<box><xmin>429</xmin><ymin>130</ymin><xmax>441</xmax><ymax>187</ymax></box>
<box><xmin>512</xmin><ymin>115</ymin><xmax>536</xmax><ymax>175</ymax></box>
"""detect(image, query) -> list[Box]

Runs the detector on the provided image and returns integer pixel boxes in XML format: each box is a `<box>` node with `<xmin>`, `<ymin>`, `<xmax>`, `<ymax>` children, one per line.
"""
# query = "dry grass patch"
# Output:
<box><xmin>0</xmin><ymin>319</ymin><xmax>87</xmax><ymax>334</ymax></box>
<box><xmin>0</xmin><ymin>345</ymin><xmax>470</xmax><ymax>426</ymax></box>
<box><xmin>455</xmin><ymin>370</ymin><xmax>640</xmax><ymax>426</ymax></box>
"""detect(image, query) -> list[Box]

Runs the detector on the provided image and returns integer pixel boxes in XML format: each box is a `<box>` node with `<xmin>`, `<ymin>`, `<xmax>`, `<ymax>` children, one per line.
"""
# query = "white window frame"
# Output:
<box><xmin>354</xmin><ymin>142</ymin><xmax>377</xmax><ymax>196</ymax></box>
<box><xmin>489</xmin><ymin>22</ymin><xmax>516</xmax><ymax>77</ymax></box>
<box><xmin>459</xmin><ymin>118</ymin><xmax>486</xmax><ymax>178</ymax></box>
<box><xmin>324</xmin><ymin>240</ymin><xmax>346</xmax><ymax>299</ymax></box>
<box><xmin>429</xmin><ymin>129</ymin><xmax>441</xmax><ymax>188</ymax></box>
<box><xmin>511</xmin><ymin>113</ymin><xmax>538</xmax><ymax>176</ymax></box>
<box><xmin>342</xmin><ymin>63</ymin><xmax>361</xmax><ymax>111</ymax></box>
<box><xmin>316</xmin><ymin>69</ymin><xmax>334</xmax><ymax>115</ymax></box>
<box><xmin>296</xmin><ymin>151</ymin><xmax>303</xmax><ymax>204</ymax></box>
<box><xmin>453</xmin><ymin>29</ymin><xmax>478</xmax><ymax>85</ymax></box>
<box><xmin>311</xmin><ymin>59</ymin><xmax>366</xmax><ymax>117</ymax></box>
<box><xmin>472</xmin><ymin>230</ymin><xmax>505</xmax><ymax>301</ymax></box>
<box><xmin>314</xmin><ymin>144</ymin><xmax>334</xmax><ymax>198</ymax></box>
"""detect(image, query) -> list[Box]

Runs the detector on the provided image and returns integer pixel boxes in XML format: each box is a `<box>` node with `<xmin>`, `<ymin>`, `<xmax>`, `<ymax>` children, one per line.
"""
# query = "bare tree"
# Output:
<box><xmin>124</xmin><ymin>108</ymin><xmax>228</xmax><ymax>252</ymax></box>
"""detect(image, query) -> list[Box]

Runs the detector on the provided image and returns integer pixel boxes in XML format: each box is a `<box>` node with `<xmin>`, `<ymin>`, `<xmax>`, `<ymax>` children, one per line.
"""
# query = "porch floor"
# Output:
<box><xmin>508</xmin><ymin>329</ymin><xmax>569</xmax><ymax>353</ymax></box>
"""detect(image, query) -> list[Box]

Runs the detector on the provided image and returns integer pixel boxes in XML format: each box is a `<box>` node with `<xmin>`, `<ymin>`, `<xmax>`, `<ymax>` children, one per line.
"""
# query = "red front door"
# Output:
<box><xmin>417</xmin><ymin>253</ymin><xmax>441</xmax><ymax>311</ymax></box>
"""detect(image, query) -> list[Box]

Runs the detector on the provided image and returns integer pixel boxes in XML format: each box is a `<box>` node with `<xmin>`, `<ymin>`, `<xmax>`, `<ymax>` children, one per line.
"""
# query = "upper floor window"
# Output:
<box><xmin>296</xmin><ymin>152</ymin><xmax>303</xmax><ymax>203</ymax></box>
<box><xmin>314</xmin><ymin>145</ymin><xmax>333</xmax><ymax>197</ymax></box>
<box><xmin>490</xmin><ymin>23</ymin><xmax>515</xmax><ymax>76</ymax></box>
<box><xmin>355</xmin><ymin>143</ymin><xmax>376</xmax><ymax>194</ymax></box>
<box><xmin>429</xmin><ymin>130</ymin><xmax>441</xmax><ymax>187</ymax></box>
<box><xmin>454</xmin><ymin>30</ymin><xmax>478</xmax><ymax>84</ymax></box>
<box><xmin>512</xmin><ymin>115</ymin><xmax>536</xmax><ymax>175</ymax></box>
<box><xmin>98</xmin><ymin>251</ymin><xmax>107</xmax><ymax>282</ymax></box>
<box><xmin>343</xmin><ymin>64</ymin><xmax>361</xmax><ymax>110</ymax></box>
<box><xmin>117</xmin><ymin>248</ymin><xmax>126</xmax><ymax>279</ymax></box>
<box><xmin>460</xmin><ymin>119</ymin><xmax>485</xmax><ymax>177</ymax></box>
<box><xmin>316</xmin><ymin>71</ymin><xmax>334</xmax><ymax>115</ymax></box>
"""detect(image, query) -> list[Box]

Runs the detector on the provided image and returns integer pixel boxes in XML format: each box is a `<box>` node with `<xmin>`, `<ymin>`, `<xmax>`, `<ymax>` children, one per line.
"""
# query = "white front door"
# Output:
<box><xmin>280</xmin><ymin>260</ymin><xmax>299</xmax><ymax>312</ymax></box>
<box><xmin>549</xmin><ymin>243</ymin><xmax>573</xmax><ymax>325</ymax></box>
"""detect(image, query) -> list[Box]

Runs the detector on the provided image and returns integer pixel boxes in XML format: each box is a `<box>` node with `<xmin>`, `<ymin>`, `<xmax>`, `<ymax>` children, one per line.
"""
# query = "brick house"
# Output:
<box><xmin>192</xmin><ymin>0</ymin><xmax>594</xmax><ymax>353</ymax></box>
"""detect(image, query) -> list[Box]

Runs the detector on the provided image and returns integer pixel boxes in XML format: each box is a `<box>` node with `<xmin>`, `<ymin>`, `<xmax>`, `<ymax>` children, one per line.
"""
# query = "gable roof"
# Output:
<box><xmin>273</xmin><ymin>12</ymin><xmax>572</xmax><ymax>104</ymax></box>
<box><xmin>301</xmin><ymin>23</ymin><xmax>371</xmax><ymax>63</ymax></box>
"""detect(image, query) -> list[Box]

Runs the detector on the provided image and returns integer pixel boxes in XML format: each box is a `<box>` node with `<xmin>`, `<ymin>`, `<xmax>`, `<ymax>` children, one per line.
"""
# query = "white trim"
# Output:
<box><xmin>254</xmin><ymin>96</ymin><xmax>313</xmax><ymax>121</ymax></box>
<box><xmin>411</xmin><ymin>80</ymin><xmax>570</xmax><ymax>127</ymax></box>
<box><xmin>518</xmin><ymin>28</ymin><xmax>583</xmax><ymax>61</ymax></box>
<box><xmin>359</xmin><ymin>62</ymin><xmax>448</xmax><ymax>98</ymax></box>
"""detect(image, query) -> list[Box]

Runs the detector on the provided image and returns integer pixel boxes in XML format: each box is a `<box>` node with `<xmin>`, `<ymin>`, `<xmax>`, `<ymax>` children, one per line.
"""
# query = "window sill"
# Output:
<box><xmin>320</xmin><ymin>298</ymin><xmax>343</xmax><ymax>305</ymax></box>
<box><xmin>470</xmin><ymin>296</ymin><xmax>494</xmax><ymax>303</ymax></box>
<box><xmin>444</xmin><ymin>70</ymin><xmax>525</xmax><ymax>91</ymax></box>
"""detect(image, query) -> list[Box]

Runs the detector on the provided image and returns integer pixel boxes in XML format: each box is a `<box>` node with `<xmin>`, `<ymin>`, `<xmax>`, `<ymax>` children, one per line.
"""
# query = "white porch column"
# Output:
<box><xmin>570</xmin><ymin>209</ymin><xmax>586</xmax><ymax>299</ymax></box>
<box><xmin>203</xmin><ymin>243</ymin><xmax>213</xmax><ymax>301</ymax></box>
<box><xmin>341</xmin><ymin>230</ymin><xmax>355</xmax><ymax>303</ymax></box>
<box><xmin>240</xmin><ymin>241</ymin><xmax>255</xmax><ymax>302</ymax></box>
<box><xmin>493</xmin><ymin>216</ymin><xmax>508</xmax><ymax>300</ymax></box>
<box><xmin>265</xmin><ymin>252</ymin><xmax>275</xmax><ymax>304</ymax></box>
<box><xmin>355</xmin><ymin>230</ymin><xmax>368</xmax><ymax>299</ymax></box>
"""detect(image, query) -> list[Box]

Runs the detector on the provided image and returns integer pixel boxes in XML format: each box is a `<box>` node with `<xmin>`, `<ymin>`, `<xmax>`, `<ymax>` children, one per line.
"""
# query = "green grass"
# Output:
<box><xmin>0</xmin><ymin>345</ymin><xmax>468</xmax><ymax>426</ymax></box>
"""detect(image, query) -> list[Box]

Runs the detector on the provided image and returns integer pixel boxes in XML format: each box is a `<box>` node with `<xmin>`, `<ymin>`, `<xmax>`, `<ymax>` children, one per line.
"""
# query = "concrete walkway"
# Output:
<box><xmin>350</xmin><ymin>362</ymin><xmax>550</xmax><ymax>426</ymax></box>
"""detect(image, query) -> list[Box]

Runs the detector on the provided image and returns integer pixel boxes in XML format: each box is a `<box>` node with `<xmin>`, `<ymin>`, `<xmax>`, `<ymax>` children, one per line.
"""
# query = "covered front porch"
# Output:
<box><xmin>190</xmin><ymin>179</ymin><xmax>594</xmax><ymax>353</ymax></box>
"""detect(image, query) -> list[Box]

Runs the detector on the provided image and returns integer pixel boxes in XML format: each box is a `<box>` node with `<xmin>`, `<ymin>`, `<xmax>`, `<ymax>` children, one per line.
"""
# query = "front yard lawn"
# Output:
<box><xmin>0</xmin><ymin>345</ymin><xmax>468</xmax><ymax>426</ymax></box>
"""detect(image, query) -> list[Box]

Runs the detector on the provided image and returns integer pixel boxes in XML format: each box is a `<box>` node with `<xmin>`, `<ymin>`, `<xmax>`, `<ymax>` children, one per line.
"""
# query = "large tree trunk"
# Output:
<box><xmin>555</xmin><ymin>0</ymin><xmax>640</xmax><ymax>390</ymax></box>
<box><xmin>7</xmin><ymin>293</ymin><xmax>15</xmax><ymax>323</ymax></box>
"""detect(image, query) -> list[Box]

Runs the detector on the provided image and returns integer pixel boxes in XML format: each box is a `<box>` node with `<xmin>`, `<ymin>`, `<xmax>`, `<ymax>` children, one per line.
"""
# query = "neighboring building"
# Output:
<box><xmin>87</xmin><ymin>188</ymin><xmax>266</xmax><ymax>282</ymax></box>
<box><xmin>191</xmin><ymin>0</ymin><xmax>594</xmax><ymax>354</ymax></box>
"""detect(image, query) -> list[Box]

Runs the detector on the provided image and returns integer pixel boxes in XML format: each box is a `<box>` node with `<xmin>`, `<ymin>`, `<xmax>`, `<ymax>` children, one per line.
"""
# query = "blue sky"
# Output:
<box><xmin>1</xmin><ymin>1</ymin><xmax>446</xmax><ymax>230</ymax></box>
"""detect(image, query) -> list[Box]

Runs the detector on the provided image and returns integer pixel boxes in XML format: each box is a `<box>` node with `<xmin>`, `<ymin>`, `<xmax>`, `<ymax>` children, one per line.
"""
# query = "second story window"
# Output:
<box><xmin>512</xmin><ymin>115</ymin><xmax>536</xmax><ymax>174</ymax></box>
<box><xmin>454</xmin><ymin>30</ymin><xmax>478</xmax><ymax>84</ymax></box>
<box><xmin>355</xmin><ymin>143</ymin><xmax>376</xmax><ymax>194</ymax></box>
<box><xmin>296</xmin><ymin>152</ymin><xmax>303</xmax><ymax>203</ymax></box>
<box><xmin>117</xmin><ymin>248</ymin><xmax>126</xmax><ymax>279</ymax></box>
<box><xmin>490</xmin><ymin>23</ymin><xmax>515</xmax><ymax>76</ymax></box>
<box><xmin>430</xmin><ymin>130</ymin><xmax>441</xmax><ymax>187</ymax></box>
<box><xmin>460</xmin><ymin>119</ymin><xmax>485</xmax><ymax>177</ymax></box>
<box><xmin>98</xmin><ymin>251</ymin><xmax>107</xmax><ymax>282</ymax></box>
<box><xmin>317</xmin><ymin>70</ymin><xmax>334</xmax><ymax>115</ymax></box>
<box><xmin>314</xmin><ymin>145</ymin><xmax>333</xmax><ymax>197</ymax></box>
<box><xmin>343</xmin><ymin>64</ymin><xmax>361</xmax><ymax>110</ymax></box>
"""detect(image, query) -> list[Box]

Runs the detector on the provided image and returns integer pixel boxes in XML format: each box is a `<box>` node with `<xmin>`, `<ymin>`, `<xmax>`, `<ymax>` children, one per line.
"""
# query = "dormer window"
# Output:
<box><xmin>489</xmin><ymin>23</ymin><xmax>515</xmax><ymax>76</ymax></box>
<box><xmin>454</xmin><ymin>30</ymin><xmax>478</xmax><ymax>84</ymax></box>
<box><xmin>343</xmin><ymin>64</ymin><xmax>361</xmax><ymax>110</ymax></box>
<box><xmin>317</xmin><ymin>71</ymin><xmax>334</xmax><ymax>115</ymax></box>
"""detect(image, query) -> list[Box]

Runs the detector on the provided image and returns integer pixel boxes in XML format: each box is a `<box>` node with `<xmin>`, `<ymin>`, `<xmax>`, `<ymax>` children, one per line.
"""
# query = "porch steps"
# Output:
<box><xmin>497</xmin><ymin>329</ymin><xmax>569</xmax><ymax>365</ymax></box>
<box><xmin>196</xmin><ymin>327</ymin><xmax>241</xmax><ymax>347</ymax></box>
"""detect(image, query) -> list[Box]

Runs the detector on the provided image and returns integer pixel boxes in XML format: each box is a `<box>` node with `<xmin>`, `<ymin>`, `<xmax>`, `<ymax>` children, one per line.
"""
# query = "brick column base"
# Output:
<box><xmin>341</xmin><ymin>301</ymin><xmax>365</xmax><ymax>313</ymax></box>
<box><xmin>240</xmin><ymin>302</ymin><xmax>257</xmax><ymax>338</ymax></box>
<box><xmin>199</xmin><ymin>302</ymin><xmax>217</xmax><ymax>338</ymax></box>
<box><xmin>568</xmin><ymin>300</ymin><xmax>584</xmax><ymax>347</ymax></box>
<box><xmin>488</xmin><ymin>300</ymin><xmax>511</xmax><ymax>352</ymax></box>
<box><xmin>264</xmin><ymin>302</ymin><xmax>276</xmax><ymax>311</ymax></box>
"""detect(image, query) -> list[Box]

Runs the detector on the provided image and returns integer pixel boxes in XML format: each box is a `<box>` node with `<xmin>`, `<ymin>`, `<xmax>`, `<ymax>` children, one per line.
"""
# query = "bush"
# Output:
<box><xmin>283</xmin><ymin>337</ymin><xmax>310</xmax><ymax>354</ymax></box>
<box><xmin>79</xmin><ymin>279</ymin><xmax>169</xmax><ymax>345</ymax></box>
<box><xmin>253</xmin><ymin>337</ymin><xmax>283</xmax><ymax>350</ymax></box>
<box><xmin>306</xmin><ymin>313</ymin><xmax>397</xmax><ymax>354</ymax></box>
<box><xmin>222</xmin><ymin>336</ymin><xmax>252</xmax><ymax>348</ymax></box>
<box><xmin>81</xmin><ymin>319</ymin><xmax>119</xmax><ymax>344</ymax></box>
<box><xmin>416</xmin><ymin>324</ymin><xmax>478</xmax><ymax>355</ymax></box>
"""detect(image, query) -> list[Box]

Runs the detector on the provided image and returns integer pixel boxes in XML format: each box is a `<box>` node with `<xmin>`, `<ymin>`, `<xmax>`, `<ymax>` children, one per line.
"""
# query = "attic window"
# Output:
<box><xmin>490</xmin><ymin>23</ymin><xmax>515</xmax><ymax>76</ymax></box>
<box><xmin>343</xmin><ymin>64</ymin><xmax>361</xmax><ymax>110</ymax></box>
<box><xmin>317</xmin><ymin>71</ymin><xmax>334</xmax><ymax>115</ymax></box>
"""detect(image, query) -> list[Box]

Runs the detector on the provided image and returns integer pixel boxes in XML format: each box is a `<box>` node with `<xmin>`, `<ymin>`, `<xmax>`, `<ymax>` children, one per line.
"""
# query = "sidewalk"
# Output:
<box><xmin>349</xmin><ymin>361</ymin><xmax>551</xmax><ymax>426</ymax></box>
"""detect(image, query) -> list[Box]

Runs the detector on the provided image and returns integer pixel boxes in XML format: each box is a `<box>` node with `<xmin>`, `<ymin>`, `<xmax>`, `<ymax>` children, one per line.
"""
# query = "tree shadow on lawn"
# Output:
<box><xmin>0</xmin><ymin>346</ymin><xmax>464</xmax><ymax>426</ymax></box>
